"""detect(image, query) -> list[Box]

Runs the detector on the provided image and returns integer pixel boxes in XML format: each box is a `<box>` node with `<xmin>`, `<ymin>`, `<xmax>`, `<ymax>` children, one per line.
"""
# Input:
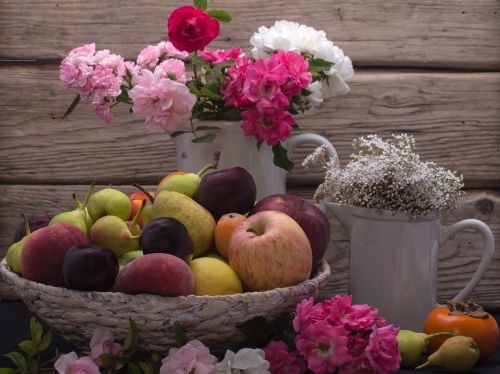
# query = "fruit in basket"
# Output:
<box><xmin>424</xmin><ymin>300</ymin><xmax>500</xmax><ymax>362</ymax></box>
<box><xmin>63</xmin><ymin>244</ymin><xmax>119</xmax><ymax>291</ymax></box>
<box><xmin>415</xmin><ymin>335</ymin><xmax>480</xmax><ymax>372</ymax></box>
<box><xmin>140</xmin><ymin>217</ymin><xmax>194</xmax><ymax>261</ymax></box>
<box><xmin>190</xmin><ymin>257</ymin><xmax>243</xmax><ymax>296</ymax></box>
<box><xmin>128</xmin><ymin>191</ymin><xmax>155</xmax><ymax>227</ymax></box>
<box><xmin>7</xmin><ymin>215</ymin><xmax>31</xmax><ymax>274</ymax></box>
<box><xmin>142</xmin><ymin>190</ymin><xmax>216</xmax><ymax>257</ymax></box>
<box><xmin>49</xmin><ymin>185</ymin><xmax>95</xmax><ymax>235</ymax></box>
<box><xmin>214</xmin><ymin>213</ymin><xmax>247</xmax><ymax>258</ymax></box>
<box><xmin>87</xmin><ymin>188</ymin><xmax>131</xmax><ymax>222</ymax></box>
<box><xmin>228</xmin><ymin>211</ymin><xmax>312</xmax><ymax>291</ymax></box>
<box><xmin>194</xmin><ymin>167</ymin><xmax>257</xmax><ymax>220</ymax></box>
<box><xmin>118</xmin><ymin>250</ymin><xmax>143</xmax><ymax>269</ymax></box>
<box><xmin>20</xmin><ymin>222</ymin><xmax>91</xmax><ymax>286</ymax></box>
<box><xmin>115</xmin><ymin>253</ymin><xmax>194</xmax><ymax>296</ymax></box>
<box><xmin>250</xmin><ymin>194</ymin><xmax>330</xmax><ymax>271</ymax></box>
<box><xmin>158</xmin><ymin>154</ymin><xmax>220</xmax><ymax>198</ymax></box>
<box><xmin>12</xmin><ymin>215</ymin><xmax>51</xmax><ymax>244</ymax></box>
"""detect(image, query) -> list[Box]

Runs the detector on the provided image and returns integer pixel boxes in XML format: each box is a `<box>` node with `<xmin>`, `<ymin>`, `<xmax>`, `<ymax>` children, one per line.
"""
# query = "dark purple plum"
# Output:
<box><xmin>194</xmin><ymin>167</ymin><xmax>256</xmax><ymax>220</ymax></box>
<box><xmin>12</xmin><ymin>215</ymin><xmax>51</xmax><ymax>244</ymax></box>
<box><xmin>63</xmin><ymin>244</ymin><xmax>118</xmax><ymax>291</ymax></box>
<box><xmin>140</xmin><ymin>217</ymin><xmax>194</xmax><ymax>261</ymax></box>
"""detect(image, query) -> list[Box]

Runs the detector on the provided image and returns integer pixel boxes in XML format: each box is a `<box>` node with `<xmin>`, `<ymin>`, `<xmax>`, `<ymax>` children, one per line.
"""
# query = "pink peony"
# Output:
<box><xmin>241</xmin><ymin>108</ymin><xmax>294</xmax><ymax>146</ymax></box>
<box><xmin>137</xmin><ymin>45</ymin><xmax>161</xmax><ymax>68</ymax></box>
<box><xmin>167</xmin><ymin>5</ymin><xmax>220</xmax><ymax>53</ymax></box>
<box><xmin>263</xmin><ymin>341</ymin><xmax>305</xmax><ymax>374</ymax></box>
<box><xmin>89</xmin><ymin>328</ymin><xmax>122</xmax><ymax>368</ymax></box>
<box><xmin>199</xmin><ymin>48</ymin><xmax>242</xmax><ymax>64</ymax></box>
<box><xmin>128</xmin><ymin>66</ymin><xmax>196</xmax><ymax>132</ymax></box>
<box><xmin>159</xmin><ymin>340</ymin><xmax>217</xmax><ymax>374</ymax></box>
<box><xmin>295</xmin><ymin>321</ymin><xmax>351</xmax><ymax>374</ymax></box>
<box><xmin>159</xmin><ymin>59</ymin><xmax>188</xmax><ymax>83</ymax></box>
<box><xmin>54</xmin><ymin>352</ymin><xmax>100</xmax><ymax>374</ymax></box>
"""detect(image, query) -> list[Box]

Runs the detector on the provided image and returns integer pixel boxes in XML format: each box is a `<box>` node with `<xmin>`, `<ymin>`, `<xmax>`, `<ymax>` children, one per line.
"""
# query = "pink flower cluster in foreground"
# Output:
<box><xmin>221</xmin><ymin>50</ymin><xmax>311</xmax><ymax>146</ymax></box>
<box><xmin>290</xmin><ymin>295</ymin><xmax>401</xmax><ymax>374</ymax></box>
<box><xmin>199</xmin><ymin>48</ymin><xmax>243</xmax><ymax>65</ymax></box>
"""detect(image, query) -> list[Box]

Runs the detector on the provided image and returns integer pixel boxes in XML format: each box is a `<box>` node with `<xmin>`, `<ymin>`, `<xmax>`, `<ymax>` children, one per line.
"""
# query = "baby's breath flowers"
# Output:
<box><xmin>304</xmin><ymin>134</ymin><xmax>464</xmax><ymax>217</ymax></box>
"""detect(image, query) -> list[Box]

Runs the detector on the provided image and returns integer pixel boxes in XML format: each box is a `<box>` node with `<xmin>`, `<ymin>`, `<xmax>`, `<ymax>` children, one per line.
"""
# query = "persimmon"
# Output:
<box><xmin>424</xmin><ymin>300</ymin><xmax>499</xmax><ymax>362</ymax></box>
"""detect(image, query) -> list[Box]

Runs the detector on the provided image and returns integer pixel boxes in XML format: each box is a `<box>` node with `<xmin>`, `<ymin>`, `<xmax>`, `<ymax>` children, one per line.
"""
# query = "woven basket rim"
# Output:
<box><xmin>0</xmin><ymin>258</ymin><xmax>331</xmax><ymax>303</ymax></box>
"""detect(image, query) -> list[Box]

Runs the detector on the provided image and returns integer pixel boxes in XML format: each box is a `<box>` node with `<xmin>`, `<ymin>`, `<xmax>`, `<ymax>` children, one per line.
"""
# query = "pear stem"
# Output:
<box><xmin>131</xmin><ymin>200</ymin><xmax>147</xmax><ymax>227</ymax></box>
<box><xmin>129</xmin><ymin>235</ymin><xmax>140</xmax><ymax>240</ymax></box>
<box><xmin>195</xmin><ymin>152</ymin><xmax>221</xmax><ymax>176</ymax></box>
<box><xmin>22</xmin><ymin>214</ymin><xmax>31</xmax><ymax>236</ymax></box>
<box><xmin>83</xmin><ymin>182</ymin><xmax>95</xmax><ymax>207</ymax></box>
<box><xmin>424</xmin><ymin>332</ymin><xmax>456</xmax><ymax>343</ymax></box>
<box><xmin>133</xmin><ymin>184</ymin><xmax>155</xmax><ymax>203</ymax></box>
<box><xmin>415</xmin><ymin>361</ymin><xmax>430</xmax><ymax>370</ymax></box>
<box><xmin>71</xmin><ymin>193</ymin><xmax>81</xmax><ymax>209</ymax></box>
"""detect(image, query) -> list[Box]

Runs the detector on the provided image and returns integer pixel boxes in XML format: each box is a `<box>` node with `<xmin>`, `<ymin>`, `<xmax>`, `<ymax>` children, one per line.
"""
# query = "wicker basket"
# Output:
<box><xmin>0</xmin><ymin>258</ymin><xmax>330</xmax><ymax>354</ymax></box>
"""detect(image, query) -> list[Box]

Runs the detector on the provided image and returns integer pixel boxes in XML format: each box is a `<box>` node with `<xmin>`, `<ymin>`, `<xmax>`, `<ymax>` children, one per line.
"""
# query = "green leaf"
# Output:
<box><xmin>272</xmin><ymin>143</ymin><xmax>294</xmax><ymax>172</ymax></box>
<box><xmin>18</xmin><ymin>340</ymin><xmax>37</xmax><ymax>356</ymax></box>
<box><xmin>0</xmin><ymin>368</ymin><xmax>16</xmax><ymax>374</ymax></box>
<box><xmin>256</xmin><ymin>141</ymin><xmax>263</xmax><ymax>150</ymax></box>
<box><xmin>174</xmin><ymin>322</ymin><xmax>188</xmax><ymax>347</ymax></box>
<box><xmin>194</xmin><ymin>125</ymin><xmax>221</xmax><ymax>132</ymax></box>
<box><xmin>5</xmin><ymin>352</ymin><xmax>27</xmax><ymax>373</ymax></box>
<box><xmin>193</xmin><ymin>0</ymin><xmax>208</xmax><ymax>10</ymax></box>
<box><xmin>123</xmin><ymin>319</ymin><xmax>139</xmax><ymax>353</ymax></box>
<box><xmin>190</xmin><ymin>55</ymin><xmax>206</xmax><ymax>66</ymax></box>
<box><xmin>26</xmin><ymin>357</ymin><xmax>38</xmax><ymax>374</ymax></box>
<box><xmin>200</xmin><ymin>87</ymin><xmax>221</xmax><ymax>100</ymax></box>
<box><xmin>170</xmin><ymin>130</ymin><xmax>192</xmax><ymax>138</ymax></box>
<box><xmin>207</xmin><ymin>9</ymin><xmax>232</xmax><ymax>22</ymax></box>
<box><xmin>292</xmin><ymin>123</ymin><xmax>302</xmax><ymax>132</ymax></box>
<box><xmin>126</xmin><ymin>362</ymin><xmax>142</xmax><ymax>374</ymax></box>
<box><xmin>192</xmin><ymin>133</ymin><xmax>217</xmax><ymax>143</ymax></box>
<box><xmin>38</xmin><ymin>331</ymin><xmax>52</xmax><ymax>352</ymax></box>
<box><xmin>236</xmin><ymin>316</ymin><xmax>270</xmax><ymax>345</ymax></box>
<box><xmin>99</xmin><ymin>353</ymin><xmax>119</xmax><ymax>367</ymax></box>
<box><xmin>307</xmin><ymin>58</ymin><xmax>334</xmax><ymax>73</ymax></box>
<box><xmin>29</xmin><ymin>317</ymin><xmax>43</xmax><ymax>346</ymax></box>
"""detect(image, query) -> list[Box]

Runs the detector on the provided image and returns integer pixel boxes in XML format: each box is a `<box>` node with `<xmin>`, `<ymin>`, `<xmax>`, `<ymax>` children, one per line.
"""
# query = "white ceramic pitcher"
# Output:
<box><xmin>171</xmin><ymin>122</ymin><xmax>337</xmax><ymax>200</ymax></box>
<box><xmin>323</xmin><ymin>203</ymin><xmax>495</xmax><ymax>331</ymax></box>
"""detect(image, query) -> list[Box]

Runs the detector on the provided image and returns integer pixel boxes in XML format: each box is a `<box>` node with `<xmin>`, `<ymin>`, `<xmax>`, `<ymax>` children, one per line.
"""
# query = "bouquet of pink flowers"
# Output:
<box><xmin>60</xmin><ymin>0</ymin><xmax>353</xmax><ymax>170</ymax></box>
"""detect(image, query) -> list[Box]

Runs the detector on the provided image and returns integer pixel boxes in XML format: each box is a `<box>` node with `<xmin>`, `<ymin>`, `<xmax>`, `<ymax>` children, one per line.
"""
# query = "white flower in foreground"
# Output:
<box><xmin>305</xmin><ymin>81</ymin><xmax>324</xmax><ymax>108</ymax></box>
<box><xmin>215</xmin><ymin>348</ymin><xmax>270</xmax><ymax>374</ymax></box>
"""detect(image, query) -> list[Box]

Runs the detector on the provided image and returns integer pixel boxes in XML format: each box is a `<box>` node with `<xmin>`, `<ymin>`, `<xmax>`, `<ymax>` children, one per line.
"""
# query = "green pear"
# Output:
<box><xmin>87</xmin><ymin>188</ymin><xmax>131</xmax><ymax>222</ymax></box>
<box><xmin>119</xmin><ymin>250</ymin><xmax>143</xmax><ymax>270</ymax></box>
<box><xmin>6</xmin><ymin>215</ymin><xmax>31</xmax><ymax>274</ymax></box>
<box><xmin>397</xmin><ymin>330</ymin><xmax>456</xmax><ymax>367</ymax></box>
<box><xmin>90</xmin><ymin>200</ymin><xmax>146</xmax><ymax>257</ymax></box>
<box><xmin>143</xmin><ymin>190</ymin><xmax>215</xmax><ymax>257</ymax></box>
<box><xmin>49</xmin><ymin>184</ymin><xmax>95</xmax><ymax>235</ymax></box>
<box><xmin>416</xmin><ymin>335</ymin><xmax>480</xmax><ymax>372</ymax></box>
<box><xmin>157</xmin><ymin>155</ymin><xmax>220</xmax><ymax>198</ymax></box>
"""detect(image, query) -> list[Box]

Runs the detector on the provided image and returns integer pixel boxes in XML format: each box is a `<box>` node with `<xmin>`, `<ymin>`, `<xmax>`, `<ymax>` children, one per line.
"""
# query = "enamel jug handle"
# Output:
<box><xmin>286</xmin><ymin>133</ymin><xmax>337</xmax><ymax>162</ymax></box>
<box><xmin>437</xmin><ymin>219</ymin><xmax>495</xmax><ymax>304</ymax></box>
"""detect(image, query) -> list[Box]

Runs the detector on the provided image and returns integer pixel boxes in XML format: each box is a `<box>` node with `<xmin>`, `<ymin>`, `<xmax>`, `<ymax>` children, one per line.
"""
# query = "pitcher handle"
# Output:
<box><xmin>438</xmin><ymin>219</ymin><xmax>495</xmax><ymax>303</ymax></box>
<box><xmin>286</xmin><ymin>133</ymin><xmax>338</xmax><ymax>161</ymax></box>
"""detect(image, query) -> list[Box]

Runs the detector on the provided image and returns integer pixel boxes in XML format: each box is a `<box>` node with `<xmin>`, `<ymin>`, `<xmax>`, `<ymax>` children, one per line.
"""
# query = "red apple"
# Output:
<box><xmin>128</xmin><ymin>191</ymin><xmax>155</xmax><ymax>227</ymax></box>
<box><xmin>228</xmin><ymin>211</ymin><xmax>312</xmax><ymax>291</ymax></box>
<box><xmin>249</xmin><ymin>194</ymin><xmax>330</xmax><ymax>271</ymax></box>
<box><xmin>21</xmin><ymin>222</ymin><xmax>91</xmax><ymax>286</ymax></box>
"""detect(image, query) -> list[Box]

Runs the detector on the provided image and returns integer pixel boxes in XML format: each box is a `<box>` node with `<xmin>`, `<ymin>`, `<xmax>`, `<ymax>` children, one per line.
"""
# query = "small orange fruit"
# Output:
<box><xmin>215</xmin><ymin>213</ymin><xmax>247</xmax><ymax>258</ymax></box>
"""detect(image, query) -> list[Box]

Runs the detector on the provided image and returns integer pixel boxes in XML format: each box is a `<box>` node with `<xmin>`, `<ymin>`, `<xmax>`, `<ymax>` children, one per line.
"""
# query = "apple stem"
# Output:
<box><xmin>133</xmin><ymin>184</ymin><xmax>155</xmax><ymax>203</ymax></box>
<box><xmin>82</xmin><ymin>182</ymin><xmax>95</xmax><ymax>207</ymax></box>
<box><xmin>22</xmin><ymin>214</ymin><xmax>31</xmax><ymax>236</ymax></box>
<box><xmin>131</xmin><ymin>199</ymin><xmax>147</xmax><ymax>226</ymax></box>
<box><xmin>129</xmin><ymin>235</ymin><xmax>140</xmax><ymax>240</ymax></box>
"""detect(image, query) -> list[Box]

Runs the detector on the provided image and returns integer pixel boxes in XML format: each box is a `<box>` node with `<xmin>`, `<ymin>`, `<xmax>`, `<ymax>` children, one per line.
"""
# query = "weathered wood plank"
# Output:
<box><xmin>1</xmin><ymin>1</ymin><xmax>499</xmax><ymax>69</ymax></box>
<box><xmin>0</xmin><ymin>65</ymin><xmax>499</xmax><ymax>187</ymax></box>
<box><xmin>0</xmin><ymin>186</ymin><xmax>499</xmax><ymax>309</ymax></box>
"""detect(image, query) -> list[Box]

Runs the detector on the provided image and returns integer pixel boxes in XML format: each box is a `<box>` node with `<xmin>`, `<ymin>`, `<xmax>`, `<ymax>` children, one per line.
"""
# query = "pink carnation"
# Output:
<box><xmin>242</xmin><ymin>58</ymin><xmax>288</xmax><ymax>104</ymax></box>
<box><xmin>89</xmin><ymin>328</ymin><xmax>122</xmax><ymax>368</ymax></box>
<box><xmin>128</xmin><ymin>66</ymin><xmax>196</xmax><ymax>132</ymax></box>
<box><xmin>54</xmin><ymin>352</ymin><xmax>100</xmax><ymax>374</ymax></box>
<box><xmin>199</xmin><ymin>48</ymin><xmax>242</xmax><ymax>64</ymax></box>
<box><xmin>241</xmin><ymin>108</ymin><xmax>294</xmax><ymax>146</ymax></box>
<box><xmin>263</xmin><ymin>341</ymin><xmax>305</xmax><ymax>374</ymax></box>
<box><xmin>273</xmin><ymin>50</ymin><xmax>311</xmax><ymax>97</ymax></box>
<box><xmin>295</xmin><ymin>321</ymin><xmax>351</xmax><ymax>374</ymax></box>
<box><xmin>159</xmin><ymin>340</ymin><xmax>217</xmax><ymax>374</ymax></box>
<box><xmin>137</xmin><ymin>45</ymin><xmax>161</xmax><ymax>68</ymax></box>
<box><xmin>159</xmin><ymin>59</ymin><xmax>188</xmax><ymax>83</ymax></box>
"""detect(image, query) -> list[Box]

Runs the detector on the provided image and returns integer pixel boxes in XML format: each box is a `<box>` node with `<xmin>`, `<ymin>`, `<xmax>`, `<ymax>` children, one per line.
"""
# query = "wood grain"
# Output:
<box><xmin>1</xmin><ymin>65</ymin><xmax>499</xmax><ymax>187</ymax></box>
<box><xmin>1</xmin><ymin>186</ymin><xmax>499</xmax><ymax>309</ymax></box>
<box><xmin>1</xmin><ymin>1</ymin><xmax>499</xmax><ymax>69</ymax></box>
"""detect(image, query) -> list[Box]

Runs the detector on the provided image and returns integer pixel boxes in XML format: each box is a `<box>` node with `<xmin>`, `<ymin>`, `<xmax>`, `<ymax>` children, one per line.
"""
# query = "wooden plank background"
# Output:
<box><xmin>1</xmin><ymin>0</ymin><xmax>499</xmax><ymax>308</ymax></box>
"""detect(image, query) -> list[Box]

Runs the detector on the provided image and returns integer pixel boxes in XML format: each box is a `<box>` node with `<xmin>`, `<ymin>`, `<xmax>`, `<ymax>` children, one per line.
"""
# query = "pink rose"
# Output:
<box><xmin>60</xmin><ymin>59</ymin><xmax>93</xmax><ymax>89</ymax></box>
<box><xmin>167</xmin><ymin>5</ymin><xmax>219</xmax><ymax>52</ymax></box>
<box><xmin>241</xmin><ymin>108</ymin><xmax>294</xmax><ymax>146</ymax></box>
<box><xmin>160</xmin><ymin>340</ymin><xmax>217</xmax><ymax>374</ymax></box>
<box><xmin>137</xmin><ymin>45</ymin><xmax>161</xmax><ymax>68</ymax></box>
<box><xmin>263</xmin><ymin>341</ymin><xmax>306</xmax><ymax>374</ymax></box>
<box><xmin>159</xmin><ymin>59</ymin><xmax>188</xmax><ymax>83</ymax></box>
<box><xmin>363</xmin><ymin>324</ymin><xmax>401</xmax><ymax>373</ymax></box>
<box><xmin>242</xmin><ymin>58</ymin><xmax>289</xmax><ymax>104</ymax></box>
<box><xmin>54</xmin><ymin>352</ymin><xmax>100</xmax><ymax>374</ymax></box>
<box><xmin>158</xmin><ymin>41</ymin><xmax>189</xmax><ymax>60</ymax></box>
<box><xmin>273</xmin><ymin>50</ymin><xmax>311</xmax><ymax>97</ymax></box>
<box><xmin>199</xmin><ymin>48</ymin><xmax>242</xmax><ymax>64</ymax></box>
<box><xmin>89</xmin><ymin>328</ymin><xmax>122</xmax><ymax>368</ymax></box>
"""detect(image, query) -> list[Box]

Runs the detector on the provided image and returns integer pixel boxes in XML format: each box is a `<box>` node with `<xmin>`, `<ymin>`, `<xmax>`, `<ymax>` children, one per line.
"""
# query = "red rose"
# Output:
<box><xmin>167</xmin><ymin>5</ymin><xmax>220</xmax><ymax>53</ymax></box>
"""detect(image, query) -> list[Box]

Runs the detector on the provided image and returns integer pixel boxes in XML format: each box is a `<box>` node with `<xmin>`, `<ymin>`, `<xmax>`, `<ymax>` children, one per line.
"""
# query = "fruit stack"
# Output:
<box><xmin>5</xmin><ymin>160</ymin><xmax>331</xmax><ymax>299</ymax></box>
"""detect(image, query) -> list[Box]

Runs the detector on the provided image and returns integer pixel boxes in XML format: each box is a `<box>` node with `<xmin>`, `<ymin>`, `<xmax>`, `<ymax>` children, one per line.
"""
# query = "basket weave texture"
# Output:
<box><xmin>0</xmin><ymin>259</ymin><xmax>330</xmax><ymax>353</ymax></box>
